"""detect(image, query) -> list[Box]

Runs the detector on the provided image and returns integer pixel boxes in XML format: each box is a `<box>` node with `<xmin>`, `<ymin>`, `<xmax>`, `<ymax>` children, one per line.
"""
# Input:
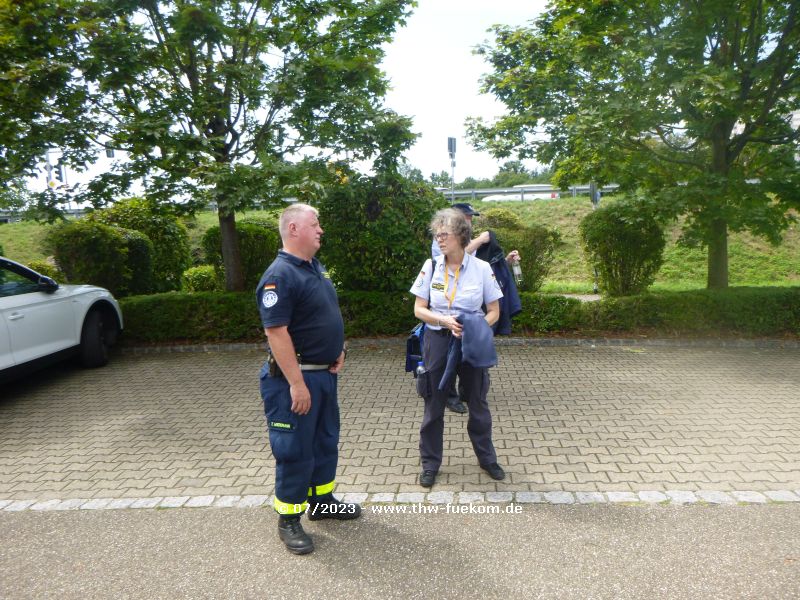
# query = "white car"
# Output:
<box><xmin>0</xmin><ymin>256</ymin><xmax>123</xmax><ymax>383</ymax></box>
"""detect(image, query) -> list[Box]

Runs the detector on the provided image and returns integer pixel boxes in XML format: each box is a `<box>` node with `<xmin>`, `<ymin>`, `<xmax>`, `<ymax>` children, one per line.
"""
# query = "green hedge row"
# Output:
<box><xmin>118</xmin><ymin>287</ymin><xmax>800</xmax><ymax>344</ymax></box>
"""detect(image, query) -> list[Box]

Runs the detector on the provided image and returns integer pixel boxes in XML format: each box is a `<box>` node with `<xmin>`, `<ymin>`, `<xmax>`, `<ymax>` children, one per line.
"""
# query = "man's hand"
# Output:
<box><xmin>329</xmin><ymin>350</ymin><xmax>345</xmax><ymax>374</ymax></box>
<box><xmin>289</xmin><ymin>381</ymin><xmax>312</xmax><ymax>415</ymax></box>
<box><xmin>506</xmin><ymin>250</ymin><xmax>520</xmax><ymax>264</ymax></box>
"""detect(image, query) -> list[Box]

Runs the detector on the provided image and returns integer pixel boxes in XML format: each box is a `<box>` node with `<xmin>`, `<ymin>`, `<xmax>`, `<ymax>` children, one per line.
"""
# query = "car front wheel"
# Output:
<box><xmin>80</xmin><ymin>309</ymin><xmax>111</xmax><ymax>368</ymax></box>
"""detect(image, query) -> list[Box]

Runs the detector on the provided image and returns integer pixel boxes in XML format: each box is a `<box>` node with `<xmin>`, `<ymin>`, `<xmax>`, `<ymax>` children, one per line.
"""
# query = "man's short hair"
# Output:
<box><xmin>430</xmin><ymin>208</ymin><xmax>472</xmax><ymax>249</ymax></box>
<box><xmin>279</xmin><ymin>203</ymin><xmax>318</xmax><ymax>239</ymax></box>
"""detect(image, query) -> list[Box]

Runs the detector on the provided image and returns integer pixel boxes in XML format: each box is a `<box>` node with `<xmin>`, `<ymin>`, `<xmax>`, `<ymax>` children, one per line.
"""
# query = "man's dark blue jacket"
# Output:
<box><xmin>475</xmin><ymin>231</ymin><xmax>522</xmax><ymax>335</ymax></box>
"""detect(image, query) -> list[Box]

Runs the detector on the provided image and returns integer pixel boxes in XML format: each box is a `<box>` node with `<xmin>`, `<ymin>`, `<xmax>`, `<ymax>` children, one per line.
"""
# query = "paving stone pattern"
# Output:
<box><xmin>1</xmin><ymin>342</ymin><xmax>799</xmax><ymax>504</ymax></box>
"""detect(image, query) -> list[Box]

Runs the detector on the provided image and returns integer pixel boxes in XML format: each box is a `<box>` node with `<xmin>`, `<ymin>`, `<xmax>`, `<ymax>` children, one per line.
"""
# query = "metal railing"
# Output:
<box><xmin>438</xmin><ymin>183</ymin><xmax>619</xmax><ymax>201</ymax></box>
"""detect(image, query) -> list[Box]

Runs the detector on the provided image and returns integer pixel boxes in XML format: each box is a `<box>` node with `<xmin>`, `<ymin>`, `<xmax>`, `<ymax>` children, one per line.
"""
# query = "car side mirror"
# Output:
<box><xmin>37</xmin><ymin>276</ymin><xmax>59</xmax><ymax>292</ymax></box>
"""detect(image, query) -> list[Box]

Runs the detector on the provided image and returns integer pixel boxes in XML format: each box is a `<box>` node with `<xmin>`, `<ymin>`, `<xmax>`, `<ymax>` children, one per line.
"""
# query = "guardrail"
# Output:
<box><xmin>438</xmin><ymin>184</ymin><xmax>619</xmax><ymax>201</ymax></box>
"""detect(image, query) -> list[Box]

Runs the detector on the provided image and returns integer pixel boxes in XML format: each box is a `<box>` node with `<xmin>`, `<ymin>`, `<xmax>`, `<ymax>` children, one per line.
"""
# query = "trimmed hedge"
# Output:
<box><xmin>118</xmin><ymin>287</ymin><xmax>800</xmax><ymax>344</ymax></box>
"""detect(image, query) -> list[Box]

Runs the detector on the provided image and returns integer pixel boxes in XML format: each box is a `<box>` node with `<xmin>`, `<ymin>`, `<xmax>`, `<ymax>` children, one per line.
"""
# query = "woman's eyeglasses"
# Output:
<box><xmin>434</xmin><ymin>232</ymin><xmax>451</xmax><ymax>241</ymax></box>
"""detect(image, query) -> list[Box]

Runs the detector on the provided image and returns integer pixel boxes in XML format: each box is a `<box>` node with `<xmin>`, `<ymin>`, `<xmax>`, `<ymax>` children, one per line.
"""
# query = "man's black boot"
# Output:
<box><xmin>278</xmin><ymin>515</ymin><xmax>314</xmax><ymax>555</ymax></box>
<box><xmin>307</xmin><ymin>495</ymin><xmax>362</xmax><ymax>521</ymax></box>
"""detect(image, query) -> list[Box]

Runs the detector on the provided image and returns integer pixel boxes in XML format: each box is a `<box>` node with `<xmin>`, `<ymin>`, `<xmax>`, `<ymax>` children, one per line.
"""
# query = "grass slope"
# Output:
<box><xmin>1</xmin><ymin>198</ymin><xmax>797</xmax><ymax>292</ymax></box>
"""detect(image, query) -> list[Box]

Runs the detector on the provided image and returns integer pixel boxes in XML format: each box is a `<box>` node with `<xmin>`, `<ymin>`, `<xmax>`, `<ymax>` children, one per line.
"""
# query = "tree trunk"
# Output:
<box><xmin>706</xmin><ymin>217</ymin><xmax>729</xmax><ymax>289</ymax></box>
<box><xmin>218</xmin><ymin>210</ymin><xmax>245</xmax><ymax>292</ymax></box>
<box><xmin>707</xmin><ymin>126</ymin><xmax>731</xmax><ymax>289</ymax></box>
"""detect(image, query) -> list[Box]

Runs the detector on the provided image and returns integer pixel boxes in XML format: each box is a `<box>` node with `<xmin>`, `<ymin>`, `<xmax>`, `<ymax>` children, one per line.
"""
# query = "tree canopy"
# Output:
<box><xmin>0</xmin><ymin>0</ymin><xmax>414</xmax><ymax>289</ymax></box>
<box><xmin>468</xmin><ymin>0</ymin><xmax>800</xmax><ymax>288</ymax></box>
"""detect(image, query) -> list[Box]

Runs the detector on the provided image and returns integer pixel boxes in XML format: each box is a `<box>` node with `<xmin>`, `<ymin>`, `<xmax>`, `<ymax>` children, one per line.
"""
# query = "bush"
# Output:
<box><xmin>493</xmin><ymin>225</ymin><xmax>561</xmax><ymax>293</ymax></box>
<box><xmin>202</xmin><ymin>220</ymin><xmax>281</xmax><ymax>291</ymax></box>
<box><xmin>0</xmin><ymin>242</ymin><xmax>4</xmax><ymax>256</ymax></box>
<box><xmin>44</xmin><ymin>220</ymin><xmax>155</xmax><ymax>297</ymax></box>
<box><xmin>27</xmin><ymin>259</ymin><xmax>66</xmax><ymax>282</ymax></box>
<box><xmin>182</xmin><ymin>265</ymin><xmax>220</xmax><ymax>292</ymax></box>
<box><xmin>318</xmin><ymin>172</ymin><xmax>448</xmax><ymax>292</ymax></box>
<box><xmin>90</xmin><ymin>197</ymin><xmax>190</xmax><ymax>292</ymax></box>
<box><xmin>579</xmin><ymin>198</ymin><xmax>666</xmax><ymax>296</ymax></box>
<box><xmin>119</xmin><ymin>229</ymin><xmax>154</xmax><ymax>295</ymax></box>
<box><xmin>46</xmin><ymin>220</ymin><xmax>130</xmax><ymax>296</ymax></box>
<box><xmin>476</xmin><ymin>207</ymin><xmax>523</xmax><ymax>230</ymax></box>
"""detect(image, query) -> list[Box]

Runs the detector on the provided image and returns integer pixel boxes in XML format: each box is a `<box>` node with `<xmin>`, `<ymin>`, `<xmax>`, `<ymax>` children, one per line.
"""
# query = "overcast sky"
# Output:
<box><xmin>380</xmin><ymin>0</ymin><xmax>548</xmax><ymax>182</ymax></box>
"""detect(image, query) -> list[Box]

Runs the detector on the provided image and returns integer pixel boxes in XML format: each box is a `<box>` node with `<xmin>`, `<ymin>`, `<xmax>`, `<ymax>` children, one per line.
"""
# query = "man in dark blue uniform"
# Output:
<box><xmin>256</xmin><ymin>203</ymin><xmax>360</xmax><ymax>555</ymax></box>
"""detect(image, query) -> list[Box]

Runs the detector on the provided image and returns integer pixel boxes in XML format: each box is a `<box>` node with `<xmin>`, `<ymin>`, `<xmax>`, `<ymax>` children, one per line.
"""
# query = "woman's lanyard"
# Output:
<box><xmin>443</xmin><ymin>265</ymin><xmax>460</xmax><ymax>309</ymax></box>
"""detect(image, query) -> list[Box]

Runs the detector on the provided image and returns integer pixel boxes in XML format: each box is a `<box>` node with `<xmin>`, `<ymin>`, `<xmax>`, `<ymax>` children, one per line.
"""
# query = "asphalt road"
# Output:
<box><xmin>2</xmin><ymin>504</ymin><xmax>799</xmax><ymax>599</ymax></box>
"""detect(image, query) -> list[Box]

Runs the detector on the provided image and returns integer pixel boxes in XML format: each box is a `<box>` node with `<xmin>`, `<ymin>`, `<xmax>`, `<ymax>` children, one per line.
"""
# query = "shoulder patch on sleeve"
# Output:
<box><xmin>262</xmin><ymin>290</ymin><xmax>279</xmax><ymax>308</ymax></box>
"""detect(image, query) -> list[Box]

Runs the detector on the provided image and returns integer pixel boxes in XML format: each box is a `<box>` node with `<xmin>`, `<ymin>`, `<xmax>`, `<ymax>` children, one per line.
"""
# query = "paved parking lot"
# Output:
<box><xmin>1</xmin><ymin>340</ymin><xmax>799</xmax><ymax>504</ymax></box>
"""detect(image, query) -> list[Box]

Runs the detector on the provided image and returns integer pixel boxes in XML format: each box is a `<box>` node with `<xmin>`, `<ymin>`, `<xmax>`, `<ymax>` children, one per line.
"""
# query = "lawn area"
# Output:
<box><xmin>472</xmin><ymin>195</ymin><xmax>800</xmax><ymax>292</ymax></box>
<box><xmin>1</xmin><ymin>197</ymin><xmax>797</xmax><ymax>292</ymax></box>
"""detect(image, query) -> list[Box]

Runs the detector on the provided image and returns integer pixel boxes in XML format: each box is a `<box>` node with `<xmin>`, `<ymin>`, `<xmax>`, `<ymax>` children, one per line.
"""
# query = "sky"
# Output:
<box><xmin>379</xmin><ymin>0</ymin><xmax>549</xmax><ymax>182</ymax></box>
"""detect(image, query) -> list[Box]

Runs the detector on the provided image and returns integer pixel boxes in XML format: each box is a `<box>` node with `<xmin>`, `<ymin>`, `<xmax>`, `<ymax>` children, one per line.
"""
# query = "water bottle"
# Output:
<box><xmin>512</xmin><ymin>260</ymin><xmax>523</xmax><ymax>285</ymax></box>
<box><xmin>415</xmin><ymin>361</ymin><xmax>425</xmax><ymax>379</ymax></box>
<box><xmin>415</xmin><ymin>361</ymin><xmax>429</xmax><ymax>397</ymax></box>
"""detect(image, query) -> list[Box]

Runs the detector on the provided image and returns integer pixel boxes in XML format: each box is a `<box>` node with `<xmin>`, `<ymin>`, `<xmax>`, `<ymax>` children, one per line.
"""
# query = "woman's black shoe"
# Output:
<box><xmin>480</xmin><ymin>463</ymin><xmax>506</xmax><ymax>480</ymax></box>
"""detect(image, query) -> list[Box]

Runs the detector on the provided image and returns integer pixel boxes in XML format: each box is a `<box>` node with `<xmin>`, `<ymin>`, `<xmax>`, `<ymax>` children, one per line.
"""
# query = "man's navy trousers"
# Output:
<box><xmin>259</xmin><ymin>364</ymin><xmax>339</xmax><ymax>515</ymax></box>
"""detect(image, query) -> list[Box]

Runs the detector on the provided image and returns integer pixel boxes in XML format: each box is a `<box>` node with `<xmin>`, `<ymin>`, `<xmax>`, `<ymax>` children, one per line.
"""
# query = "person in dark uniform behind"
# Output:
<box><xmin>256</xmin><ymin>203</ymin><xmax>360</xmax><ymax>555</ymax></box>
<box><xmin>411</xmin><ymin>208</ymin><xmax>506</xmax><ymax>488</ymax></box>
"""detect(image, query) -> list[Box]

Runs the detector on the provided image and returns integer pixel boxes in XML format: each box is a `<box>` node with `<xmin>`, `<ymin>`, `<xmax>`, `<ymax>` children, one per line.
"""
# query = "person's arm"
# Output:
<box><xmin>329</xmin><ymin>348</ymin><xmax>346</xmax><ymax>374</ymax></box>
<box><xmin>414</xmin><ymin>296</ymin><xmax>463</xmax><ymax>337</ymax></box>
<box><xmin>484</xmin><ymin>300</ymin><xmax>500</xmax><ymax>327</ymax></box>
<box><xmin>465</xmin><ymin>231</ymin><xmax>490</xmax><ymax>255</ymax></box>
<box><xmin>265</xmin><ymin>326</ymin><xmax>311</xmax><ymax>415</ymax></box>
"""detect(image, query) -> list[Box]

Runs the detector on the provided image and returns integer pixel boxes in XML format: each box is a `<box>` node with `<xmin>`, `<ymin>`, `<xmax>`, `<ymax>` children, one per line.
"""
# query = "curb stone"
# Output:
<box><xmin>6</xmin><ymin>490</ymin><xmax>799</xmax><ymax>513</ymax></box>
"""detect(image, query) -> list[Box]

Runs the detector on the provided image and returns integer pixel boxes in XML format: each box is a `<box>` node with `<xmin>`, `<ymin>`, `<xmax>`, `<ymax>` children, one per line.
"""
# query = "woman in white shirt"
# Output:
<box><xmin>409</xmin><ymin>208</ymin><xmax>506</xmax><ymax>488</ymax></box>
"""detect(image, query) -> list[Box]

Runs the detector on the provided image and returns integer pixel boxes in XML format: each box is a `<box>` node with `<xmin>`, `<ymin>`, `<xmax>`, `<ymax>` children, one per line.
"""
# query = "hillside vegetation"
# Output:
<box><xmin>1</xmin><ymin>196</ymin><xmax>797</xmax><ymax>293</ymax></box>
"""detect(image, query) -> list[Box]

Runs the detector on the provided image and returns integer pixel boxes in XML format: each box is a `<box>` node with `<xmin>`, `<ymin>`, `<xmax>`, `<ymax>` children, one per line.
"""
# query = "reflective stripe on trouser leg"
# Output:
<box><xmin>260</xmin><ymin>367</ymin><xmax>339</xmax><ymax>511</ymax></box>
<box><xmin>274</xmin><ymin>497</ymin><xmax>308</xmax><ymax>515</ymax></box>
<box><xmin>308</xmin><ymin>481</ymin><xmax>335</xmax><ymax>498</ymax></box>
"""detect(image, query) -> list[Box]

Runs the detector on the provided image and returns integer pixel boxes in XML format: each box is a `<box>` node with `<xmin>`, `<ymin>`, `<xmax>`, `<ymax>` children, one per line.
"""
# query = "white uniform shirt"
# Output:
<box><xmin>409</xmin><ymin>252</ymin><xmax>503</xmax><ymax>331</ymax></box>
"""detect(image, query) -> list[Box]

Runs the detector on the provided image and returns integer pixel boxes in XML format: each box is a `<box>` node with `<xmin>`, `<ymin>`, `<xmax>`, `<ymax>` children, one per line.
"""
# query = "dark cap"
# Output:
<box><xmin>451</xmin><ymin>202</ymin><xmax>480</xmax><ymax>217</ymax></box>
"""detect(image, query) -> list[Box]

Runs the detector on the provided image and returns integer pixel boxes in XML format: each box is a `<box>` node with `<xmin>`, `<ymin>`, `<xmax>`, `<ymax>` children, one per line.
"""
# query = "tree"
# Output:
<box><xmin>429</xmin><ymin>170</ymin><xmax>451</xmax><ymax>188</ymax></box>
<box><xmin>0</xmin><ymin>0</ymin><xmax>414</xmax><ymax>290</ymax></box>
<box><xmin>467</xmin><ymin>1</ymin><xmax>800</xmax><ymax>288</ymax></box>
<box><xmin>492</xmin><ymin>159</ymin><xmax>532</xmax><ymax>187</ymax></box>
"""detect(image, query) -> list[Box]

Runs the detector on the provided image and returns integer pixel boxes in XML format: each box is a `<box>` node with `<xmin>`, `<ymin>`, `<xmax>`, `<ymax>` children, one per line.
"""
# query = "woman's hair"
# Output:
<box><xmin>430</xmin><ymin>208</ymin><xmax>472</xmax><ymax>249</ymax></box>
